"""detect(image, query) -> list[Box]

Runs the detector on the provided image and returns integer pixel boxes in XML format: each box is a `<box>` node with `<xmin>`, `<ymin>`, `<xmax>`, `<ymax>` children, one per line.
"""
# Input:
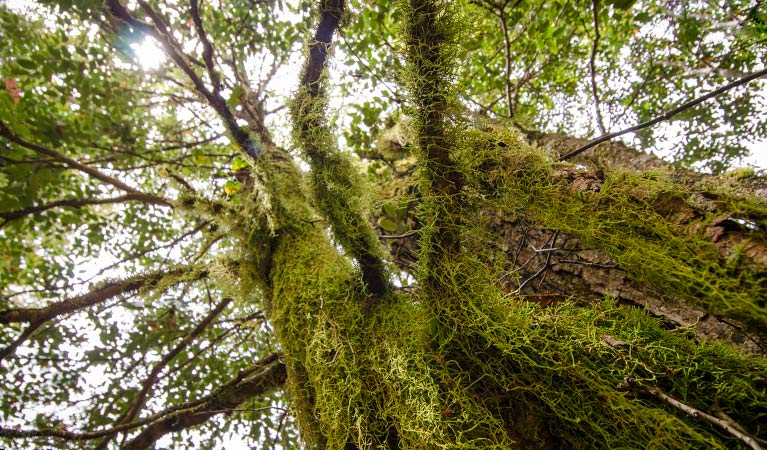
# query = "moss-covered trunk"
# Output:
<box><xmin>238</xmin><ymin>1</ymin><xmax>767</xmax><ymax>448</ymax></box>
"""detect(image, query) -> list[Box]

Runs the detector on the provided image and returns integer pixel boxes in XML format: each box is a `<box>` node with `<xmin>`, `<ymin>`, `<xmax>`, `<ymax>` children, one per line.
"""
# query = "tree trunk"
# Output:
<box><xmin>376</xmin><ymin>127</ymin><xmax>767</xmax><ymax>352</ymax></box>
<box><xmin>255</xmin><ymin>120</ymin><xmax>767</xmax><ymax>449</ymax></box>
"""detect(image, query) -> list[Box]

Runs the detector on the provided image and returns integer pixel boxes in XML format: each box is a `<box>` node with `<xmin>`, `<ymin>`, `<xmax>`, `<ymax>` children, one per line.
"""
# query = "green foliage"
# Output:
<box><xmin>338</xmin><ymin>0</ymin><xmax>767</xmax><ymax>173</ymax></box>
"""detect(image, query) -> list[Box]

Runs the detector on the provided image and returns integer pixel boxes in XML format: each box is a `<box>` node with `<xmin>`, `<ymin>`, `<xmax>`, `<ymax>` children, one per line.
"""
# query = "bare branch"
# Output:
<box><xmin>99</xmin><ymin>298</ymin><xmax>232</xmax><ymax>449</ymax></box>
<box><xmin>0</xmin><ymin>120</ymin><xmax>170</xmax><ymax>206</ymax></box>
<box><xmin>103</xmin><ymin>0</ymin><xmax>262</xmax><ymax>156</ymax></box>
<box><xmin>189</xmin><ymin>0</ymin><xmax>223</xmax><ymax>94</ymax></box>
<box><xmin>559</xmin><ymin>67</ymin><xmax>767</xmax><ymax>161</ymax></box>
<box><xmin>120</xmin><ymin>353</ymin><xmax>286</xmax><ymax>450</ymax></box>
<box><xmin>0</xmin><ymin>194</ymin><xmax>171</xmax><ymax>226</ymax></box>
<box><xmin>0</xmin><ymin>353</ymin><xmax>285</xmax><ymax>446</ymax></box>
<box><xmin>589</xmin><ymin>0</ymin><xmax>607</xmax><ymax>134</ymax></box>
<box><xmin>0</xmin><ymin>266</ymin><xmax>202</xmax><ymax>361</ymax></box>
<box><xmin>619</xmin><ymin>377</ymin><xmax>764</xmax><ymax>450</ymax></box>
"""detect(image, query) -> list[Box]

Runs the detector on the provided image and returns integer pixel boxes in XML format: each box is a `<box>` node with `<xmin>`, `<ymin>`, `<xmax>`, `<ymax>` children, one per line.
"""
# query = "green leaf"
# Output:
<box><xmin>232</xmin><ymin>156</ymin><xmax>249</xmax><ymax>172</ymax></box>
<box><xmin>224</xmin><ymin>180</ymin><xmax>242</xmax><ymax>195</ymax></box>
<box><xmin>382</xmin><ymin>202</ymin><xmax>397</xmax><ymax>218</ymax></box>
<box><xmin>16</xmin><ymin>58</ymin><xmax>37</xmax><ymax>71</ymax></box>
<box><xmin>378</xmin><ymin>217</ymin><xmax>398</xmax><ymax>232</ymax></box>
<box><xmin>227</xmin><ymin>86</ymin><xmax>246</xmax><ymax>108</ymax></box>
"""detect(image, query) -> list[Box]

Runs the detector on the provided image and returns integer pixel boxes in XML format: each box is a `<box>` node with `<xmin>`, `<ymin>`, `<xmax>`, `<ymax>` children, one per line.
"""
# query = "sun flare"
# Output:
<box><xmin>130</xmin><ymin>36</ymin><xmax>165</xmax><ymax>71</ymax></box>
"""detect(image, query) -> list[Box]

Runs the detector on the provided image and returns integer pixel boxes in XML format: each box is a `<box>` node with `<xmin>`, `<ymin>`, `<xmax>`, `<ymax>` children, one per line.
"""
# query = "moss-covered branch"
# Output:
<box><xmin>291</xmin><ymin>0</ymin><xmax>389</xmax><ymax>296</ymax></box>
<box><xmin>402</xmin><ymin>0</ymin><xmax>470</xmax><ymax>299</ymax></box>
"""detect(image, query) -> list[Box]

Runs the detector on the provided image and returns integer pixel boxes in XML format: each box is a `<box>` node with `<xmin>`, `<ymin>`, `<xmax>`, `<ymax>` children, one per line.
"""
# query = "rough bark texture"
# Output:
<box><xmin>373</xmin><ymin>127</ymin><xmax>767</xmax><ymax>353</ymax></box>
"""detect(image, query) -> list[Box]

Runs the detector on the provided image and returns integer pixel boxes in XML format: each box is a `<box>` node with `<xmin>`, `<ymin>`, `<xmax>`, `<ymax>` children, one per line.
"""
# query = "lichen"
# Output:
<box><xmin>246</xmin><ymin>1</ymin><xmax>767</xmax><ymax>448</ymax></box>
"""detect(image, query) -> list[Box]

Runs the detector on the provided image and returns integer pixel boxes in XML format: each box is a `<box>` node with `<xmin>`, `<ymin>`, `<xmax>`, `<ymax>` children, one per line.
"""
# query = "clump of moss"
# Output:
<box><xmin>266</xmin><ymin>219</ymin><xmax>767</xmax><ymax>448</ymax></box>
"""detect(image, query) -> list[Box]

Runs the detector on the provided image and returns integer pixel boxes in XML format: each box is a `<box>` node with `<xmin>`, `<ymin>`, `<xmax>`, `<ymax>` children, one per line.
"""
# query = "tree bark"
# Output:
<box><xmin>375</xmin><ymin>126</ymin><xmax>767</xmax><ymax>352</ymax></box>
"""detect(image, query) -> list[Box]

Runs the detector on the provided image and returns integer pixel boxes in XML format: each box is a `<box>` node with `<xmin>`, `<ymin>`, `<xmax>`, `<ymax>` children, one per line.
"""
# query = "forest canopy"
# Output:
<box><xmin>1</xmin><ymin>0</ymin><xmax>766</xmax><ymax>449</ymax></box>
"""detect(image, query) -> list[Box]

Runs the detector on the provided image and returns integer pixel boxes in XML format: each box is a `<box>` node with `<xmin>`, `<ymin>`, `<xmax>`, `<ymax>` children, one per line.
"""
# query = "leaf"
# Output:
<box><xmin>224</xmin><ymin>180</ymin><xmax>241</xmax><ymax>195</ymax></box>
<box><xmin>227</xmin><ymin>85</ymin><xmax>246</xmax><ymax>108</ymax></box>
<box><xmin>382</xmin><ymin>202</ymin><xmax>397</xmax><ymax>218</ymax></box>
<box><xmin>16</xmin><ymin>58</ymin><xmax>36</xmax><ymax>71</ymax></box>
<box><xmin>378</xmin><ymin>217</ymin><xmax>398</xmax><ymax>232</ymax></box>
<box><xmin>193</xmin><ymin>149</ymin><xmax>206</xmax><ymax>164</ymax></box>
<box><xmin>606</xmin><ymin>0</ymin><xmax>636</xmax><ymax>11</ymax></box>
<box><xmin>232</xmin><ymin>156</ymin><xmax>249</xmax><ymax>172</ymax></box>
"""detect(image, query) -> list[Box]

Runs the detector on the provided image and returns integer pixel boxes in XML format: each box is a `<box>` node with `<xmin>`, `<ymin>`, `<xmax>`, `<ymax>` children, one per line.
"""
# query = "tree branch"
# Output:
<box><xmin>121</xmin><ymin>353</ymin><xmax>286</xmax><ymax>450</ymax></box>
<box><xmin>619</xmin><ymin>377</ymin><xmax>764</xmax><ymax>450</ymax></box>
<box><xmin>559</xmin><ymin>67</ymin><xmax>767</xmax><ymax>161</ymax></box>
<box><xmin>0</xmin><ymin>353</ymin><xmax>285</xmax><ymax>447</ymax></box>
<box><xmin>292</xmin><ymin>0</ymin><xmax>389</xmax><ymax>296</ymax></box>
<box><xmin>103</xmin><ymin>0</ymin><xmax>263</xmax><ymax>157</ymax></box>
<box><xmin>0</xmin><ymin>194</ymin><xmax>171</xmax><ymax>226</ymax></box>
<box><xmin>0</xmin><ymin>266</ymin><xmax>201</xmax><ymax>361</ymax></box>
<box><xmin>0</xmin><ymin>267</ymin><xmax>195</xmax><ymax>325</ymax></box>
<box><xmin>589</xmin><ymin>0</ymin><xmax>607</xmax><ymax>134</ymax></box>
<box><xmin>0</xmin><ymin>120</ymin><xmax>170</xmax><ymax>206</ymax></box>
<box><xmin>189</xmin><ymin>0</ymin><xmax>223</xmax><ymax>95</ymax></box>
<box><xmin>98</xmin><ymin>298</ymin><xmax>232</xmax><ymax>449</ymax></box>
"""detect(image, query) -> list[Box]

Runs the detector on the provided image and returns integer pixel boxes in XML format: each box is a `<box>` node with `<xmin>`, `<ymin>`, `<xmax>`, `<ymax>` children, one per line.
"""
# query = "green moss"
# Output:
<box><xmin>512</xmin><ymin>166</ymin><xmax>767</xmax><ymax>330</ymax></box>
<box><xmin>291</xmin><ymin>35</ymin><xmax>389</xmax><ymax>294</ymax></box>
<box><xmin>264</xmin><ymin>220</ymin><xmax>767</xmax><ymax>448</ymax></box>
<box><xmin>727</xmin><ymin>167</ymin><xmax>756</xmax><ymax>180</ymax></box>
<box><xmin>254</xmin><ymin>1</ymin><xmax>767</xmax><ymax>448</ymax></box>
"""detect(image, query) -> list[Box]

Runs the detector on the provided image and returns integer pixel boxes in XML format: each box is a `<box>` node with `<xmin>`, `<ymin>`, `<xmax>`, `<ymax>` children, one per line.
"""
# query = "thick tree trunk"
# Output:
<box><xmin>261</xmin><ymin>1</ymin><xmax>767</xmax><ymax>447</ymax></box>
<box><xmin>376</xmin><ymin>127</ymin><xmax>767</xmax><ymax>352</ymax></box>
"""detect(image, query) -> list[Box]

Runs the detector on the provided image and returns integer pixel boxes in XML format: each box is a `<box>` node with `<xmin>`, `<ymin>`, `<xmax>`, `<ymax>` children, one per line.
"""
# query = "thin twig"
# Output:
<box><xmin>99</xmin><ymin>298</ymin><xmax>232</xmax><ymax>449</ymax></box>
<box><xmin>0</xmin><ymin>120</ymin><xmax>170</xmax><ymax>206</ymax></box>
<box><xmin>380</xmin><ymin>230</ymin><xmax>419</xmax><ymax>240</ymax></box>
<box><xmin>559</xmin><ymin>67</ymin><xmax>767</xmax><ymax>161</ymax></box>
<box><xmin>589</xmin><ymin>0</ymin><xmax>607</xmax><ymax>134</ymax></box>
<box><xmin>514</xmin><ymin>231</ymin><xmax>558</xmax><ymax>294</ymax></box>
<box><xmin>620</xmin><ymin>377</ymin><xmax>764</xmax><ymax>450</ymax></box>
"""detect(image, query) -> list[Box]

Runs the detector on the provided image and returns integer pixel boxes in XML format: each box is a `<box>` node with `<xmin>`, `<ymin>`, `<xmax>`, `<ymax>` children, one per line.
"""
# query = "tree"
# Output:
<box><xmin>1</xmin><ymin>0</ymin><xmax>766</xmax><ymax>449</ymax></box>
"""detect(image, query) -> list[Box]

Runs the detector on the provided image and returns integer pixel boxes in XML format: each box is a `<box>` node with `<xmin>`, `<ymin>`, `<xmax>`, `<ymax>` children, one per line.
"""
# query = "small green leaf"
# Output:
<box><xmin>16</xmin><ymin>58</ymin><xmax>36</xmax><ymax>71</ymax></box>
<box><xmin>378</xmin><ymin>217</ymin><xmax>398</xmax><ymax>232</ymax></box>
<box><xmin>232</xmin><ymin>156</ymin><xmax>249</xmax><ymax>171</ymax></box>
<box><xmin>227</xmin><ymin>86</ymin><xmax>246</xmax><ymax>108</ymax></box>
<box><xmin>382</xmin><ymin>202</ymin><xmax>397</xmax><ymax>218</ymax></box>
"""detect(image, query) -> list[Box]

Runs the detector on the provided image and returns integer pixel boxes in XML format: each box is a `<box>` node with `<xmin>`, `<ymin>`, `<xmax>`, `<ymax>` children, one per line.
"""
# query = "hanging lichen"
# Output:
<box><xmin>245</xmin><ymin>1</ymin><xmax>767</xmax><ymax>449</ymax></box>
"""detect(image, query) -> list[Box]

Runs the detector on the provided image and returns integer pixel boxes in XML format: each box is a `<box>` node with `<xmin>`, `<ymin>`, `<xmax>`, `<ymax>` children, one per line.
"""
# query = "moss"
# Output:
<box><xmin>264</xmin><ymin>219</ymin><xmax>767</xmax><ymax>448</ymax></box>
<box><xmin>290</xmin><ymin>5</ymin><xmax>389</xmax><ymax>294</ymax></box>
<box><xmin>511</xmin><ymin>165</ymin><xmax>767</xmax><ymax>330</ymax></box>
<box><xmin>253</xmin><ymin>1</ymin><xmax>767</xmax><ymax>448</ymax></box>
<box><xmin>727</xmin><ymin>167</ymin><xmax>757</xmax><ymax>180</ymax></box>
